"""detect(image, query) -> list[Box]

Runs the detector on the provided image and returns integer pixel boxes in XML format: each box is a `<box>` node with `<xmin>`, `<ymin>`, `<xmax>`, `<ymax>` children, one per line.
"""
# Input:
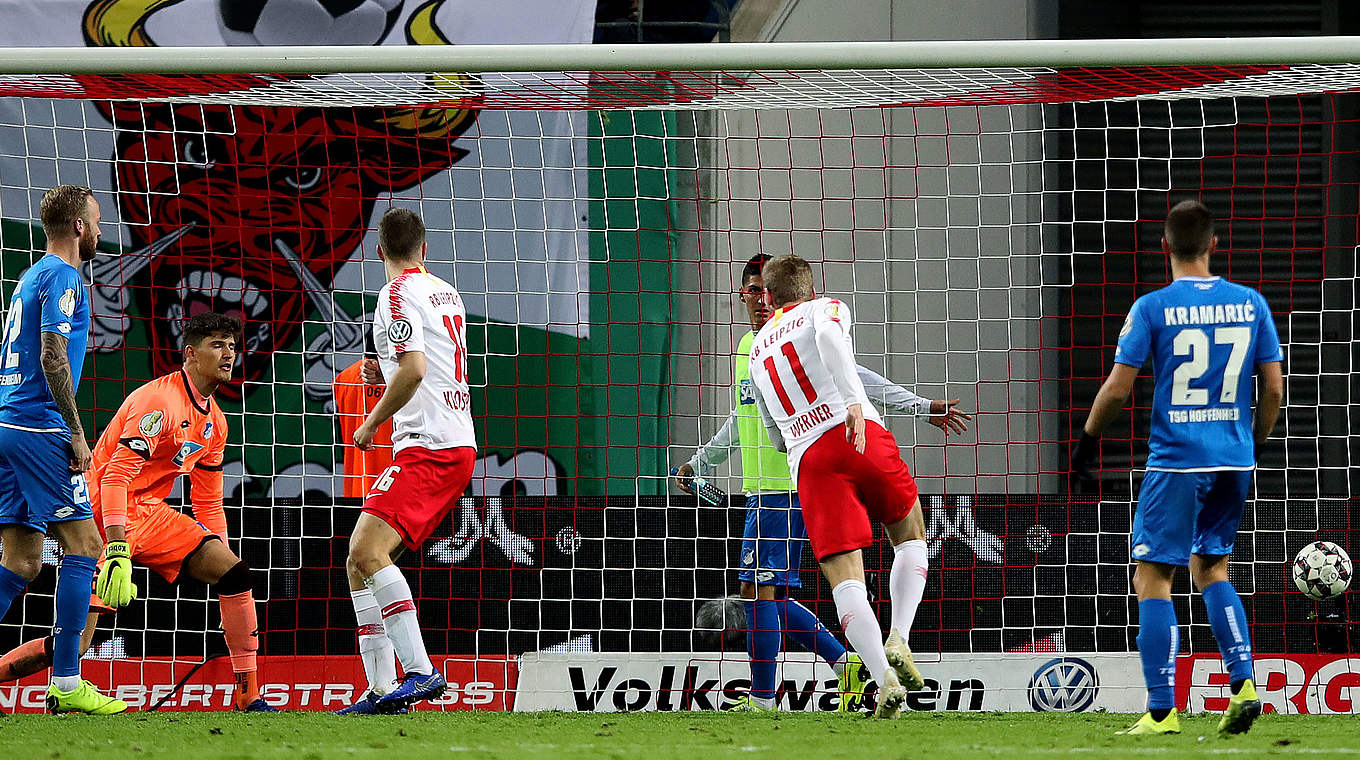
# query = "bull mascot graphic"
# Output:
<box><xmin>81</xmin><ymin>0</ymin><xmax>476</xmax><ymax>401</ymax></box>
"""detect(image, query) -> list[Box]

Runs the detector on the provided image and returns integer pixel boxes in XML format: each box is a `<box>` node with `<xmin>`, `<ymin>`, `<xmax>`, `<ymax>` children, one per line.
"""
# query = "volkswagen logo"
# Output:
<box><xmin>1029</xmin><ymin>657</ymin><xmax>1099</xmax><ymax>712</ymax></box>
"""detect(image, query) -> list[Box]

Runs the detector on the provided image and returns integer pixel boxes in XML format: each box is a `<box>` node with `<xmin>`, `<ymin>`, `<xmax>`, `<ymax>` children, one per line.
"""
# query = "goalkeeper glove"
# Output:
<box><xmin>1070</xmin><ymin>431</ymin><xmax>1100</xmax><ymax>483</ymax></box>
<box><xmin>95</xmin><ymin>540</ymin><xmax>137</xmax><ymax>609</ymax></box>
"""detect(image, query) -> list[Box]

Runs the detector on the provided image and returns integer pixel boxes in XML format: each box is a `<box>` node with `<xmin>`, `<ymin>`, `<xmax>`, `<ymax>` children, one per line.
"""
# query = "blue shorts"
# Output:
<box><xmin>0</xmin><ymin>424</ymin><xmax>92</xmax><ymax>533</ymax></box>
<box><xmin>1132</xmin><ymin>469</ymin><xmax>1252</xmax><ymax>566</ymax></box>
<box><xmin>737</xmin><ymin>493</ymin><xmax>807</xmax><ymax>588</ymax></box>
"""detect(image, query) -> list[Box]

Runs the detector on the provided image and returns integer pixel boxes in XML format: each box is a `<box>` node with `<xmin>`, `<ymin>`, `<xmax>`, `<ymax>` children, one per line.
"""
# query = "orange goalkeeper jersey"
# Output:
<box><xmin>333</xmin><ymin>359</ymin><xmax>394</xmax><ymax>498</ymax></box>
<box><xmin>89</xmin><ymin>370</ymin><xmax>228</xmax><ymax>538</ymax></box>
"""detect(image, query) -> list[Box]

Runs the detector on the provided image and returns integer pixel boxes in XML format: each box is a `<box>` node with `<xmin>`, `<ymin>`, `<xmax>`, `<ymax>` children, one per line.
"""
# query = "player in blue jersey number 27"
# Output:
<box><xmin>1072</xmin><ymin>200</ymin><xmax>1283</xmax><ymax>737</ymax></box>
<box><xmin>0</xmin><ymin>186</ymin><xmax>127</xmax><ymax>715</ymax></box>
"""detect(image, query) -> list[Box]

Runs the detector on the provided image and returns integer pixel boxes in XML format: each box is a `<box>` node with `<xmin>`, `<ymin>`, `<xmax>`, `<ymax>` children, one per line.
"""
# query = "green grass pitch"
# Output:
<box><xmin>0</xmin><ymin>712</ymin><xmax>1355</xmax><ymax>760</ymax></box>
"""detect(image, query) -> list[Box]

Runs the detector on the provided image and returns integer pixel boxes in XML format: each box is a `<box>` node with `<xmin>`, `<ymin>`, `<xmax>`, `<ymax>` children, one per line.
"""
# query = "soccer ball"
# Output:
<box><xmin>1291</xmin><ymin>541</ymin><xmax>1353</xmax><ymax>601</ymax></box>
<box><xmin>218</xmin><ymin>0</ymin><xmax>404</xmax><ymax>46</ymax></box>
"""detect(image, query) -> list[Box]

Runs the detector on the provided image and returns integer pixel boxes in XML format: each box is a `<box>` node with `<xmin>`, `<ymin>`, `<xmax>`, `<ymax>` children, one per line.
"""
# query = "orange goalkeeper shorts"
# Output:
<box><xmin>92</xmin><ymin>500</ymin><xmax>218</xmax><ymax>610</ymax></box>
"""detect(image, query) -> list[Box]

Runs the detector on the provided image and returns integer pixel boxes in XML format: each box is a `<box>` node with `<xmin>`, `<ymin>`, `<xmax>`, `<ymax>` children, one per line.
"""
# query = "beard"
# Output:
<box><xmin>78</xmin><ymin>228</ymin><xmax>98</xmax><ymax>262</ymax></box>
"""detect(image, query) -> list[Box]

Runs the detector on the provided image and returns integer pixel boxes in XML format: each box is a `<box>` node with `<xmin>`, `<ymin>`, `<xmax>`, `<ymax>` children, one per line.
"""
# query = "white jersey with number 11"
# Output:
<box><xmin>747</xmin><ymin>297</ymin><xmax>881</xmax><ymax>477</ymax></box>
<box><xmin>372</xmin><ymin>266</ymin><xmax>477</xmax><ymax>454</ymax></box>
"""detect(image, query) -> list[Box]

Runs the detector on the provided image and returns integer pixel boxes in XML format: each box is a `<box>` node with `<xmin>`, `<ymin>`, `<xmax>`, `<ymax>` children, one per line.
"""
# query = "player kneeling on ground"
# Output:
<box><xmin>0</xmin><ymin>312</ymin><xmax>275</xmax><ymax>712</ymax></box>
<box><xmin>336</xmin><ymin>208</ymin><xmax>478</xmax><ymax>715</ymax></box>
<box><xmin>747</xmin><ymin>254</ymin><xmax>931</xmax><ymax>719</ymax></box>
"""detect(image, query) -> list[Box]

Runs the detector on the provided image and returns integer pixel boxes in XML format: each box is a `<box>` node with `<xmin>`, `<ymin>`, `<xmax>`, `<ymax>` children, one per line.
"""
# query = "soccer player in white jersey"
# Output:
<box><xmin>747</xmin><ymin>254</ymin><xmax>932</xmax><ymax>719</ymax></box>
<box><xmin>337</xmin><ymin>208</ymin><xmax>478</xmax><ymax>714</ymax></box>
<box><xmin>674</xmin><ymin>253</ymin><xmax>968</xmax><ymax>712</ymax></box>
<box><xmin>1073</xmin><ymin>201</ymin><xmax>1282</xmax><ymax>736</ymax></box>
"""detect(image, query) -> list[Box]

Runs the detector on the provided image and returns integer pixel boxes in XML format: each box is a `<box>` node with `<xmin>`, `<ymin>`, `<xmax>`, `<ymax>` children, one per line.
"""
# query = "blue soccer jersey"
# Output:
<box><xmin>1113</xmin><ymin>275</ymin><xmax>1282</xmax><ymax>471</ymax></box>
<box><xmin>0</xmin><ymin>254</ymin><xmax>90</xmax><ymax>431</ymax></box>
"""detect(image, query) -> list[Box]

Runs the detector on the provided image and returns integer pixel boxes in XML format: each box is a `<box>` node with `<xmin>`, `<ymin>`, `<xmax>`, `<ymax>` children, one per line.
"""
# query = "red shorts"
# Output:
<box><xmin>362</xmin><ymin>445</ymin><xmax>476</xmax><ymax>550</ymax></box>
<box><xmin>796</xmin><ymin>421</ymin><xmax>920</xmax><ymax>561</ymax></box>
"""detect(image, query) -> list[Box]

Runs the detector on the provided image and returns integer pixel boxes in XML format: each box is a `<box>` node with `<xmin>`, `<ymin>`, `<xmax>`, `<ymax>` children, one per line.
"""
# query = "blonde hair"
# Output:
<box><xmin>761</xmin><ymin>254</ymin><xmax>815</xmax><ymax>305</ymax></box>
<box><xmin>40</xmin><ymin>185</ymin><xmax>93</xmax><ymax>239</ymax></box>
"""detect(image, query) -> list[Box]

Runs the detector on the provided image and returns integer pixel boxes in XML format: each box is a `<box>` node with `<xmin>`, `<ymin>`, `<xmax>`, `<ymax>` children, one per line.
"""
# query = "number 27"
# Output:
<box><xmin>1171</xmin><ymin>326</ymin><xmax>1251</xmax><ymax>405</ymax></box>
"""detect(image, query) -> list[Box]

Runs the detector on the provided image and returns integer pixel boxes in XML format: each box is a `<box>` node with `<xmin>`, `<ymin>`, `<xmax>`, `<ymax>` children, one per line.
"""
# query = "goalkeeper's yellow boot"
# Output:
<box><xmin>1118</xmin><ymin>710</ymin><xmax>1180</xmax><ymax>735</ymax></box>
<box><xmin>838</xmin><ymin>653</ymin><xmax>870</xmax><ymax>712</ymax></box>
<box><xmin>883</xmin><ymin>628</ymin><xmax>925</xmax><ymax>691</ymax></box>
<box><xmin>1217</xmin><ymin>678</ymin><xmax>1262</xmax><ymax>737</ymax></box>
<box><xmin>47</xmin><ymin>680</ymin><xmax>127</xmax><ymax>715</ymax></box>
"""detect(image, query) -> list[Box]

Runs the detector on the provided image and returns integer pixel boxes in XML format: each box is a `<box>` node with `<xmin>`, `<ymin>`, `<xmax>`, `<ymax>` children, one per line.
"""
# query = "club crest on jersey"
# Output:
<box><xmin>739</xmin><ymin>378</ymin><xmax>755</xmax><ymax>405</ymax></box>
<box><xmin>173</xmin><ymin>440</ymin><xmax>205</xmax><ymax>467</ymax></box>
<box><xmin>387</xmin><ymin>318</ymin><xmax>413</xmax><ymax>345</ymax></box>
<box><xmin>139</xmin><ymin>411</ymin><xmax>164</xmax><ymax>436</ymax></box>
<box><xmin>58</xmin><ymin>288</ymin><xmax>76</xmax><ymax>317</ymax></box>
<box><xmin>203</xmin><ymin>421</ymin><xmax>214</xmax><ymax>440</ymax></box>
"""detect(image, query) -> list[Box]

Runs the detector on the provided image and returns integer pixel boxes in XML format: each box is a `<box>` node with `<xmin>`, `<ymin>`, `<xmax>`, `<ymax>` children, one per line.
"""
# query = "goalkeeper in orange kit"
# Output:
<box><xmin>0</xmin><ymin>312</ymin><xmax>276</xmax><ymax>712</ymax></box>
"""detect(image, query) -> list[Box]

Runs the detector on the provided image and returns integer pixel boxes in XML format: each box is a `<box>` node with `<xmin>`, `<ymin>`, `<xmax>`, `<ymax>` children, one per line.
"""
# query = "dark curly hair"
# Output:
<box><xmin>181</xmin><ymin>312</ymin><xmax>242</xmax><ymax>350</ymax></box>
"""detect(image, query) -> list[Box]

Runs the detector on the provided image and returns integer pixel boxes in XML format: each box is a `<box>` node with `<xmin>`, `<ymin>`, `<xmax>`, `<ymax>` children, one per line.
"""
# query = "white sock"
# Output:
<box><xmin>751</xmin><ymin>695</ymin><xmax>775</xmax><ymax>709</ymax></box>
<box><xmin>351</xmin><ymin>587</ymin><xmax>398</xmax><ymax>695</ymax></box>
<box><xmin>366</xmin><ymin>565</ymin><xmax>434</xmax><ymax>677</ymax></box>
<box><xmin>51</xmin><ymin>675</ymin><xmax>79</xmax><ymax>692</ymax></box>
<box><xmin>831</xmin><ymin>579</ymin><xmax>889</xmax><ymax>687</ymax></box>
<box><xmin>890</xmin><ymin>539</ymin><xmax>928</xmax><ymax>637</ymax></box>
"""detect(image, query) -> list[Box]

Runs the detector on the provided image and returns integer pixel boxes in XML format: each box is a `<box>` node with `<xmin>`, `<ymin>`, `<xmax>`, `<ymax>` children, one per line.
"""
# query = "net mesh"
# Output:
<box><xmin>0</xmin><ymin>62</ymin><xmax>1355</xmax><ymax>709</ymax></box>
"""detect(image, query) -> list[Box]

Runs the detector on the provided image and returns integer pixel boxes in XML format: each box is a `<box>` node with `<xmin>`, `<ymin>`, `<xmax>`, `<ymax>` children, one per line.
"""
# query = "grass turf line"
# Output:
<box><xmin>0</xmin><ymin>712</ymin><xmax>1353</xmax><ymax>760</ymax></box>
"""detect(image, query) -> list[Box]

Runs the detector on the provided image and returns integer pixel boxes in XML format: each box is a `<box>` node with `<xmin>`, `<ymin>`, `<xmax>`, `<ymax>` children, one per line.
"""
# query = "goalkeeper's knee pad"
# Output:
<box><xmin>215</xmin><ymin>561</ymin><xmax>254</xmax><ymax>596</ymax></box>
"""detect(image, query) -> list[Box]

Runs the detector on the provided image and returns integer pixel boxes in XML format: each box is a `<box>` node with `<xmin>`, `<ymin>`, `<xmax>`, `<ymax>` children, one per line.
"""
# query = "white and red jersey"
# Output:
<box><xmin>372</xmin><ymin>265</ymin><xmax>476</xmax><ymax>454</ymax></box>
<box><xmin>747</xmin><ymin>297</ymin><xmax>882</xmax><ymax>476</ymax></box>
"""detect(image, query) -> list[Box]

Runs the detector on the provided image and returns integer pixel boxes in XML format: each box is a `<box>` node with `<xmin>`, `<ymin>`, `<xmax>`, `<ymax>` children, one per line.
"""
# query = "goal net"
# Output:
<box><xmin>0</xmin><ymin>38</ymin><xmax>1356</xmax><ymax>713</ymax></box>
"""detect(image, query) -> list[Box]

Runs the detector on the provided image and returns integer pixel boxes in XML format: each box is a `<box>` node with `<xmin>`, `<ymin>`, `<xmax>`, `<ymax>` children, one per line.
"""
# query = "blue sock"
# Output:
<box><xmin>745</xmin><ymin>600</ymin><xmax>780</xmax><ymax>701</ymax></box>
<box><xmin>1202</xmin><ymin>580</ymin><xmax>1254</xmax><ymax>685</ymax></box>
<box><xmin>0</xmin><ymin>564</ymin><xmax>28</xmax><ymax>622</ymax></box>
<box><xmin>52</xmin><ymin>555</ymin><xmax>97</xmax><ymax>679</ymax></box>
<box><xmin>1136</xmin><ymin>599</ymin><xmax>1179</xmax><ymax>711</ymax></box>
<box><xmin>777</xmin><ymin>598</ymin><xmax>846</xmax><ymax>667</ymax></box>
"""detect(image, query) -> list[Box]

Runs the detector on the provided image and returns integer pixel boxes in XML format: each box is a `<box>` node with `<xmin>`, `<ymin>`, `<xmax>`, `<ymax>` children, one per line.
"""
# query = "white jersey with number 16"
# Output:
<box><xmin>372</xmin><ymin>266</ymin><xmax>477</xmax><ymax>454</ymax></box>
<box><xmin>748</xmin><ymin>297</ymin><xmax>882</xmax><ymax>477</ymax></box>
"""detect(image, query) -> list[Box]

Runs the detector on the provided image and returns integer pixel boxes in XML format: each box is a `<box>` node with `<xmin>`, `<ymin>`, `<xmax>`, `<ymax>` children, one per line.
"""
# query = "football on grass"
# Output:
<box><xmin>218</xmin><ymin>0</ymin><xmax>404</xmax><ymax>46</ymax></box>
<box><xmin>1292</xmin><ymin>540</ymin><xmax>1353</xmax><ymax>600</ymax></box>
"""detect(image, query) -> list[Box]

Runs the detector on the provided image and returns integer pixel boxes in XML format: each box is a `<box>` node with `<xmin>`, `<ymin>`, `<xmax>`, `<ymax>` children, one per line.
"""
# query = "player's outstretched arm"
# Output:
<box><xmin>1253</xmin><ymin>361</ymin><xmax>1283</xmax><ymax>458</ymax></box>
<box><xmin>39</xmin><ymin>331</ymin><xmax>90</xmax><ymax>471</ymax></box>
<box><xmin>1072</xmin><ymin>362</ymin><xmax>1139</xmax><ymax>480</ymax></box>
<box><xmin>190</xmin><ymin>433</ymin><xmax>229</xmax><ymax>541</ymax></box>
<box><xmin>673</xmin><ymin>409</ymin><xmax>738</xmax><ymax>492</ymax></box>
<box><xmin>856</xmin><ymin>365</ymin><xmax>971</xmax><ymax>435</ymax></box>
<box><xmin>751</xmin><ymin>391</ymin><xmax>786</xmax><ymax>453</ymax></box>
<box><xmin>354</xmin><ymin>351</ymin><xmax>425</xmax><ymax>450</ymax></box>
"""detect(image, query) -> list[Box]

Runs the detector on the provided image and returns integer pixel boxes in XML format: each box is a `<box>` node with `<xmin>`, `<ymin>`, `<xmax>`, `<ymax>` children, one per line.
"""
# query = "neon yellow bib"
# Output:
<box><xmin>735</xmin><ymin>331</ymin><xmax>794</xmax><ymax>493</ymax></box>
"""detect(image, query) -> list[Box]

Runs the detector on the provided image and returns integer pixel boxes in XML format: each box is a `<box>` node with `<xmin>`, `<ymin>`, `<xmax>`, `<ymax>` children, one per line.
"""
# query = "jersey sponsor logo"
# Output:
<box><xmin>172</xmin><ymin>440</ymin><xmax>206</xmax><ymax>467</ymax></box>
<box><xmin>387</xmin><ymin>318</ymin><xmax>413</xmax><ymax>345</ymax></box>
<box><xmin>1028</xmin><ymin>657</ymin><xmax>1099</xmax><ymax>712</ymax></box>
<box><xmin>1133</xmin><ymin>543</ymin><xmax>1151</xmax><ymax>558</ymax></box>
<box><xmin>119</xmin><ymin>436</ymin><xmax>151</xmax><ymax>459</ymax></box>
<box><xmin>52</xmin><ymin>506</ymin><xmax>76</xmax><ymax>519</ymax></box>
<box><xmin>738</xmin><ymin>379</ymin><xmax>755</xmax><ymax>405</ymax></box>
<box><xmin>56</xmin><ymin>322</ymin><xmax>71</xmax><ymax>334</ymax></box>
<box><xmin>139</xmin><ymin>411</ymin><xmax>165</xmax><ymax>437</ymax></box>
<box><xmin>58</xmin><ymin>288</ymin><xmax>76</xmax><ymax>317</ymax></box>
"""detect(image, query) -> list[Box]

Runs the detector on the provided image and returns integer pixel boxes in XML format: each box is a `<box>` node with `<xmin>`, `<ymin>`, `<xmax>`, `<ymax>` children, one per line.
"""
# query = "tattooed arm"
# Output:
<box><xmin>40</xmin><ymin>331</ymin><xmax>91</xmax><ymax>472</ymax></box>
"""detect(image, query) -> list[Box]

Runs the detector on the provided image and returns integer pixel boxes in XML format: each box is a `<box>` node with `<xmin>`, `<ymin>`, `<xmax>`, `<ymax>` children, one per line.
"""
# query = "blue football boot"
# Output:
<box><xmin>335</xmin><ymin>691</ymin><xmax>409</xmax><ymax>715</ymax></box>
<box><xmin>373</xmin><ymin>671</ymin><xmax>447</xmax><ymax>711</ymax></box>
